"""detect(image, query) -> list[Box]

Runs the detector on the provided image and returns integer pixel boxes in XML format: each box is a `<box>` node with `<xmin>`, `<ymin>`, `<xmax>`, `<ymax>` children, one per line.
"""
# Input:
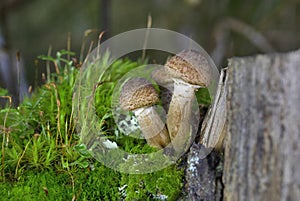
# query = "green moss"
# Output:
<box><xmin>0</xmin><ymin>162</ymin><xmax>183</xmax><ymax>200</ymax></box>
<box><xmin>0</xmin><ymin>170</ymin><xmax>73</xmax><ymax>201</ymax></box>
<box><xmin>75</xmin><ymin>163</ymin><xmax>121</xmax><ymax>200</ymax></box>
<box><xmin>0</xmin><ymin>50</ymin><xmax>187</xmax><ymax>200</ymax></box>
<box><xmin>196</xmin><ymin>87</ymin><xmax>211</xmax><ymax>106</ymax></box>
<box><xmin>120</xmin><ymin>165</ymin><xmax>183</xmax><ymax>201</ymax></box>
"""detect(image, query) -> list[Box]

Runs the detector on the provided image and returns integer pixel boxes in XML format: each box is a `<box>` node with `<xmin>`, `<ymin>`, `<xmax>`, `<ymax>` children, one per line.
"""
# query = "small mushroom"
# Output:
<box><xmin>119</xmin><ymin>77</ymin><xmax>170</xmax><ymax>149</ymax></box>
<box><xmin>164</xmin><ymin>50</ymin><xmax>213</xmax><ymax>152</ymax></box>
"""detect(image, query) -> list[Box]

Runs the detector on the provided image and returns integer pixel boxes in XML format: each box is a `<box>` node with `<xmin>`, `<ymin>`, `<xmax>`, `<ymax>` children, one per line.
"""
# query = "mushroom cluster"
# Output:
<box><xmin>119</xmin><ymin>50</ymin><xmax>214</xmax><ymax>152</ymax></box>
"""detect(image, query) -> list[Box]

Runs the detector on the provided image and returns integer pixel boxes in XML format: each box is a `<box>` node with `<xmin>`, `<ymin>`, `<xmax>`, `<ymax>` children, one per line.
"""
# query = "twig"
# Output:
<box><xmin>80</xmin><ymin>29</ymin><xmax>98</xmax><ymax>63</ymax></box>
<box><xmin>67</xmin><ymin>32</ymin><xmax>71</xmax><ymax>61</ymax></box>
<box><xmin>16</xmin><ymin>51</ymin><xmax>21</xmax><ymax>104</ymax></box>
<box><xmin>88</xmin><ymin>41</ymin><xmax>95</xmax><ymax>56</ymax></box>
<box><xmin>97</xmin><ymin>31</ymin><xmax>105</xmax><ymax>58</ymax></box>
<box><xmin>46</xmin><ymin>46</ymin><xmax>52</xmax><ymax>83</ymax></box>
<box><xmin>15</xmin><ymin>138</ymin><xmax>31</xmax><ymax>179</ymax></box>
<box><xmin>141</xmin><ymin>14</ymin><xmax>152</xmax><ymax>62</ymax></box>
<box><xmin>1</xmin><ymin>95</ymin><xmax>11</xmax><ymax>181</ymax></box>
<box><xmin>48</xmin><ymin>82</ymin><xmax>62</xmax><ymax>146</ymax></box>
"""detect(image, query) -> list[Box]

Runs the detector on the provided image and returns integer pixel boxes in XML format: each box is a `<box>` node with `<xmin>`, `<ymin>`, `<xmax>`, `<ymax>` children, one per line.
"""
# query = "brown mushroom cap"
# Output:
<box><xmin>164</xmin><ymin>50</ymin><xmax>212</xmax><ymax>86</ymax></box>
<box><xmin>151</xmin><ymin>66</ymin><xmax>173</xmax><ymax>86</ymax></box>
<box><xmin>119</xmin><ymin>77</ymin><xmax>159</xmax><ymax>111</ymax></box>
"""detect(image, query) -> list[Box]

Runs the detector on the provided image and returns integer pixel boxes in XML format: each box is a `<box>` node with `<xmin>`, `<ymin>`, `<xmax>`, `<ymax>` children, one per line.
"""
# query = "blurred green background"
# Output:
<box><xmin>1</xmin><ymin>0</ymin><xmax>300</xmax><ymax>99</ymax></box>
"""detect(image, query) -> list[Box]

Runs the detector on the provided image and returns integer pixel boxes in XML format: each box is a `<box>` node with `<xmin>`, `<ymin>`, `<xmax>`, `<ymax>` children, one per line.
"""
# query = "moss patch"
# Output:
<box><xmin>0</xmin><ymin>50</ymin><xmax>187</xmax><ymax>200</ymax></box>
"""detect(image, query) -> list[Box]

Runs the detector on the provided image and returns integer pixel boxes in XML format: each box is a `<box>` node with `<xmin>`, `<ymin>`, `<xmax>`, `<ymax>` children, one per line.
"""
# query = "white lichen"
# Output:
<box><xmin>103</xmin><ymin>139</ymin><xmax>118</xmax><ymax>149</ymax></box>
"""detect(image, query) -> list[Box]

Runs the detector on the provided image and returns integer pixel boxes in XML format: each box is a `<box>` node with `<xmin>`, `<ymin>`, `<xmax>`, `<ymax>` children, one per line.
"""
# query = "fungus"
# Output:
<box><xmin>164</xmin><ymin>50</ymin><xmax>212</xmax><ymax>152</ymax></box>
<box><xmin>119</xmin><ymin>77</ymin><xmax>170</xmax><ymax>149</ymax></box>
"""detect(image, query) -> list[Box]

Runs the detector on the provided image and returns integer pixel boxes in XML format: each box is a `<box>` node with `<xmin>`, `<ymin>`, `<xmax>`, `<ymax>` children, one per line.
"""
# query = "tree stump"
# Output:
<box><xmin>224</xmin><ymin>50</ymin><xmax>300</xmax><ymax>200</ymax></box>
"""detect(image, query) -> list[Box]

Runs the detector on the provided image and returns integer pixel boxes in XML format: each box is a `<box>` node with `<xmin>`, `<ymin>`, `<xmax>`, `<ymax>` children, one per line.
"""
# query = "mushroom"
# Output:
<box><xmin>151</xmin><ymin>66</ymin><xmax>174</xmax><ymax>111</ymax></box>
<box><xmin>119</xmin><ymin>77</ymin><xmax>170</xmax><ymax>149</ymax></box>
<box><xmin>164</xmin><ymin>50</ymin><xmax>213</xmax><ymax>153</ymax></box>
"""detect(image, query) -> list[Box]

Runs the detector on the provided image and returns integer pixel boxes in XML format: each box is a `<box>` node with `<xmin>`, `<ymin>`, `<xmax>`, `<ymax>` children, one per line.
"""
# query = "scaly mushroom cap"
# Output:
<box><xmin>119</xmin><ymin>77</ymin><xmax>159</xmax><ymax>111</ymax></box>
<box><xmin>151</xmin><ymin>66</ymin><xmax>173</xmax><ymax>86</ymax></box>
<box><xmin>164</xmin><ymin>50</ymin><xmax>212</xmax><ymax>86</ymax></box>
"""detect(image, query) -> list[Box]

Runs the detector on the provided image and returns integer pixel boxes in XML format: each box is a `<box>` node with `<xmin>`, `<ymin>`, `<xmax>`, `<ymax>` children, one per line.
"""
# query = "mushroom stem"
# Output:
<box><xmin>134</xmin><ymin>107</ymin><xmax>170</xmax><ymax>149</ymax></box>
<box><xmin>167</xmin><ymin>79</ymin><xmax>200</xmax><ymax>153</ymax></box>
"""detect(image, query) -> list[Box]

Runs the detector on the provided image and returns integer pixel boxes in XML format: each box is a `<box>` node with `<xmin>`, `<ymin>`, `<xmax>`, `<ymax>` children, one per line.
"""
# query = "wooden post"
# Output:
<box><xmin>224</xmin><ymin>50</ymin><xmax>300</xmax><ymax>200</ymax></box>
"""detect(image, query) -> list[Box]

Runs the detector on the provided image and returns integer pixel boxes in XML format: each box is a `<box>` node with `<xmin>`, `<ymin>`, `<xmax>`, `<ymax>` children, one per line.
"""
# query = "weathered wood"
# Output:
<box><xmin>224</xmin><ymin>50</ymin><xmax>300</xmax><ymax>201</ymax></box>
<box><xmin>183</xmin><ymin>68</ymin><xmax>227</xmax><ymax>201</ymax></box>
<box><xmin>184</xmin><ymin>144</ymin><xmax>223</xmax><ymax>201</ymax></box>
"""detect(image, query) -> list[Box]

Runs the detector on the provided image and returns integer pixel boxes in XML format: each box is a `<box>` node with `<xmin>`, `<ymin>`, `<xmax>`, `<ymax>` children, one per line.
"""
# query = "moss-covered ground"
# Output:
<box><xmin>0</xmin><ymin>50</ymin><xmax>188</xmax><ymax>200</ymax></box>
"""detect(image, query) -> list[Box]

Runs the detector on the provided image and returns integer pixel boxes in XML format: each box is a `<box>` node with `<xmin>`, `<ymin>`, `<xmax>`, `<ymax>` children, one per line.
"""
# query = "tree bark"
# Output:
<box><xmin>224</xmin><ymin>50</ymin><xmax>300</xmax><ymax>200</ymax></box>
<box><xmin>184</xmin><ymin>144</ymin><xmax>223</xmax><ymax>201</ymax></box>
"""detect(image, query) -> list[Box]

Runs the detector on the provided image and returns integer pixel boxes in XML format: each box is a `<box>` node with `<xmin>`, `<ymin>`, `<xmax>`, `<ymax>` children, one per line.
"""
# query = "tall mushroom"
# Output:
<box><xmin>164</xmin><ymin>50</ymin><xmax>213</xmax><ymax>153</ymax></box>
<box><xmin>119</xmin><ymin>77</ymin><xmax>170</xmax><ymax>149</ymax></box>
